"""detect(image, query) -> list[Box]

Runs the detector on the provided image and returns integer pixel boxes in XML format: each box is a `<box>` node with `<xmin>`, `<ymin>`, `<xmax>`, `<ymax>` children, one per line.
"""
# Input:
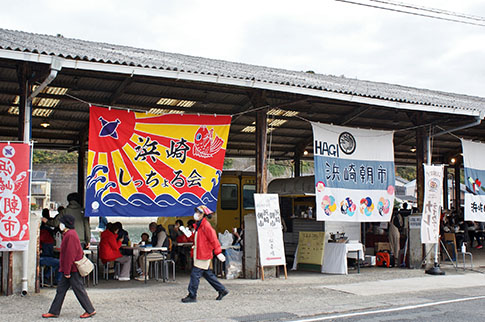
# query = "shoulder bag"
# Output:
<box><xmin>75</xmin><ymin>255</ymin><xmax>94</xmax><ymax>277</ymax></box>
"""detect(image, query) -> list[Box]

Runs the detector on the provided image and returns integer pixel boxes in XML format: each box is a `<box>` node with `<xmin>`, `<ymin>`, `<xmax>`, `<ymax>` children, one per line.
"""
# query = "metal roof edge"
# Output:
<box><xmin>0</xmin><ymin>49</ymin><xmax>481</xmax><ymax>118</ymax></box>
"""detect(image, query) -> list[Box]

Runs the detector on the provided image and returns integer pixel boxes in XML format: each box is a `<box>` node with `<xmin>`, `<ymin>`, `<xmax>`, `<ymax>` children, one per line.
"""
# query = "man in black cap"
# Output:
<box><xmin>51</xmin><ymin>192</ymin><xmax>91</xmax><ymax>249</ymax></box>
<box><xmin>43</xmin><ymin>214</ymin><xmax>96</xmax><ymax>319</ymax></box>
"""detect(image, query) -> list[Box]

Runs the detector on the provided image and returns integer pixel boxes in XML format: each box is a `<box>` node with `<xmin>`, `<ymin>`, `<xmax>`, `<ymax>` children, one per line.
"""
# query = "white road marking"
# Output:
<box><xmin>289</xmin><ymin>295</ymin><xmax>485</xmax><ymax>321</ymax></box>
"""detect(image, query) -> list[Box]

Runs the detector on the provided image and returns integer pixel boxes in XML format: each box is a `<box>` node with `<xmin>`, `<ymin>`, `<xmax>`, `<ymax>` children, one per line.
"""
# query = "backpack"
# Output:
<box><xmin>162</xmin><ymin>236</ymin><xmax>172</xmax><ymax>252</ymax></box>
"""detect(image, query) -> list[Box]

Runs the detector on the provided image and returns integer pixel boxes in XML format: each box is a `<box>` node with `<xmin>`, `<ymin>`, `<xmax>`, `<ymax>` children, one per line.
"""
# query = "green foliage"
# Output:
<box><xmin>223</xmin><ymin>158</ymin><xmax>234</xmax><ymax>169</ymax></box>
<box><xmin>268</xmin><ymin>160</ymin><xmax>294</xmax><ymax>177</ymax></box>
<box><xmin>396</xmin><ymin>166</ymin><xmax>416</xmax><ymax>181</ymax></box>
<box><xmin>301</xmin><ymin>160</ymin><xmax>314</xmax><ymax>174</ymax></box>
<box><xmin>33</xmin><ymin>149</ymin><xmax>78</xmax><ymax>164</ymax></box>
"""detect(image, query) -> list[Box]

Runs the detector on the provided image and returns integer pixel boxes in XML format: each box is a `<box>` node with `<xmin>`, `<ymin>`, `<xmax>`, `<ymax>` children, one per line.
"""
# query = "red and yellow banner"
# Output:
<box><xmin>0</xmin><ymin>143</ymin><xmax>31</xmax><ymax>251</ymax></box>
<box><xmin>85</xmin><ymin>106</ymin><xmax>231</xmax><ymax>217</ymax></box>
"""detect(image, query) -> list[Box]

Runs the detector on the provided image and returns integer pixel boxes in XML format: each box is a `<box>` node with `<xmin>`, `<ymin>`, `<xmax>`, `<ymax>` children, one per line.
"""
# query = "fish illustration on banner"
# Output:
<box><xmin>0</xmin><ymin>143</ymin><xmax>31</xmax><ymax>251</ymax></box>
<box><xmin>462</xmin><ymin>139</ymin><xmax>485</xmax><ymax>222</ymax></box>
<box><xmin>311</xmin><ymin>122</ymin><xmax>395</xmax><ymax>222</ymax></box>
<box><xmin>85</xmin><ymin>106</ymin><xmax>231</xmax><ymax>217</ymax></box>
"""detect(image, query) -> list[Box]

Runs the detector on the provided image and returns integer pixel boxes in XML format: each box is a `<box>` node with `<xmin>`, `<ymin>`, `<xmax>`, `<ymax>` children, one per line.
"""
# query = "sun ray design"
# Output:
<box><xmin>85</xmin><ymin>106</ymin><xmax>231</xmax><ymax>217</ymax></box>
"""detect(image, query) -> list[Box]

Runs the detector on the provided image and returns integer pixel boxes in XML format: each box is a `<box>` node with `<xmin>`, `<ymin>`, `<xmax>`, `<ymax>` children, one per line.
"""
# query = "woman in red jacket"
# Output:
<box><xmin>99</xmin><ymin>222</ymin><xmax>131</xmax><ymax>281</ymax></box>
<box><xmin>42</xmin><ymin>215</ymin><xmax>96</xmax><ymax>319</ymax></box>
<box><xmin>181</xmin><ymin>206</ymin><xmax>228</xmax><ymax>303</ymax></box>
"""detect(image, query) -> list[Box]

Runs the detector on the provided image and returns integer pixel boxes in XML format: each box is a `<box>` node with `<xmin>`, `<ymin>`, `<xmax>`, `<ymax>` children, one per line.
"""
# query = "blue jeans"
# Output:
<box><xmin>188</xmin><ymin>266</ymin><xmax>226</xmax><ymax>298</ymax></box>
<box><xmin>40</xmin><ymin>256</ymin><xmax>62</xmax><ymax>283</ymax></box>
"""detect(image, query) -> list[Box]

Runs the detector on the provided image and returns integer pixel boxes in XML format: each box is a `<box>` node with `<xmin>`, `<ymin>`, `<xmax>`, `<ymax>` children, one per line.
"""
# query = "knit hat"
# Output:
<box><xmin>195</xmin><ymin>205</ymin><xmax>213</xmax><ymax>215</ymax></box>
<box><xmin>60</xmin><ymin>214</ymin><xmax>75</xmax><ymax>229</ymax></box>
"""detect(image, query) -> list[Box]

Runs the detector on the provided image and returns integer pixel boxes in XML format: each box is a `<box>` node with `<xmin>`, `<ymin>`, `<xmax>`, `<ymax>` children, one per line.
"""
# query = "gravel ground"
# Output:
<box><xmin>2</xmin><ymin>264</ymin><xmax>483</xmax><ymax>322</ymax></box>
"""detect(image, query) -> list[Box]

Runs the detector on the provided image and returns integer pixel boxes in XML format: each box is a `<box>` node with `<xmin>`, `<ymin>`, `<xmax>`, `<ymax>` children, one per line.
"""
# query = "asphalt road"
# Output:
<box><xmin>288</xmin><ymin>294</ymin><xmax>485</xmax><ymax>322</ymax></box>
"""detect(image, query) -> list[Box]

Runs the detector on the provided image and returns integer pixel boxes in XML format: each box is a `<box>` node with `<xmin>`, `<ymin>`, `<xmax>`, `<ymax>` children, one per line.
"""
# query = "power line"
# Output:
<box><xmin>370</xmin><ymin>0</ymin><xmax>485</xmax><ymax>22</ymax></box>
<box><xmin>335</xmin><ymin>0</ymin><xmax>485</xmax><ymax>27</ymax></box>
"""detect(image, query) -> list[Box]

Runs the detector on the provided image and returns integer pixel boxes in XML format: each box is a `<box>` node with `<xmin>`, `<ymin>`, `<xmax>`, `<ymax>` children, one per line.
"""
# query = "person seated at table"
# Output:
<box><xmin>139</xmin><ymin>232</ymin><xmax>150</xmax><ymax>245</ymax></box>
<box><xmin>186</xmin><ymin>219</ymin><xmax>196</xmax><ymax>244</ymax></box>
<box><xmin>114</xmin><ymin>222</ymin><xmax>132</xmax><ymax>256</ymax></box>
<box><xmin>135</xmin><ymin>222</ymin><xmax>168</xmax><ymax>281</ymax></box>
<box><xmin>468</xmin><ymin>221</ymin><xmax>483</xmax><ymax>249</ymax></box>
<box><xmin>40</xmin><ymin>209</ymin><xmax>62</xmax><ymax>284</ymax></box>
<box><xmin>99</xmin><ymin>223</ymin><xmax>132</xmax><ymax>281</ymax></box>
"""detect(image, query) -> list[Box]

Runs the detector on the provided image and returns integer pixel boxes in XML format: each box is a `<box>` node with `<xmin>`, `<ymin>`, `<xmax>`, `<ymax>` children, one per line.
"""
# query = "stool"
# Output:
<box><xmin>41</xmin><ymin>265</ymin><xmax>54</xmax><ymax>287</ymax></box>
<box><xmin>459</xmin><ymin>251</ymin><xmax>473</xmax><ymax>270</ymax></box>
<box><xmin>103</xmin><ymin>261</ymin><xmax>120</xmax><ymax>280</ymax></box>
<box><xmin>162</xmin><ymin>259</ymin><xmax>176</xmax><ymax>282</ymax></box>
<box><xmin>83</xmin><ymin>262</ymin><xmax>98</xmax><ymax>286</ymax></box>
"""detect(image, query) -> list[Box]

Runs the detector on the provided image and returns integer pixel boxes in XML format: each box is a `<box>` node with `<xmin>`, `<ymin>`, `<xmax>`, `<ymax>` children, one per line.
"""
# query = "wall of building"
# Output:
<box><xmin>33</xmin><ymin>163</ymin><xmax>77</xmax><ymax>208</ymax></box>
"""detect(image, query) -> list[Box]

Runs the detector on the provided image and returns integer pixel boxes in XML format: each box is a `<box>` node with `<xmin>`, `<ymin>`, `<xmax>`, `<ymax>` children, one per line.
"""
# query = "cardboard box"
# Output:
<box><xmin>375</xmin><ymin>242</ymin><xmax>391</xmax><ymax>253</ymax></box>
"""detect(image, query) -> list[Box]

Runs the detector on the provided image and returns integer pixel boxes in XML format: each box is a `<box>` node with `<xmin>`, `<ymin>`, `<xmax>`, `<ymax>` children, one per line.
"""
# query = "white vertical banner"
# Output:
<box><xmin>254</xmin><ymin>193</ymin><xmax>286</xmax><ymax>267</ymax></box>
<box><xmin>420</xmin><ymin>164</ymin><xmax>444</xmax><ymax>244</ymax></box>
<box><xmin>461</xmin><ymin>139</ymin><xmax>485</xmax><ymax>222</ymax></box>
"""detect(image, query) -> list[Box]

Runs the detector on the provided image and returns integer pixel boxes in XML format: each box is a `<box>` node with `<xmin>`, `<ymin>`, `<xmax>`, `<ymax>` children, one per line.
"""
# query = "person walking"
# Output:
<box><xmin>42</xmin><ymin>214</ymin><xmax>96</xmax><ymax>319</ymax></box>
<box><xmin>181</xmin><ymin>205</ymin><xmax>228</xmax><ymax>303</ymax></box>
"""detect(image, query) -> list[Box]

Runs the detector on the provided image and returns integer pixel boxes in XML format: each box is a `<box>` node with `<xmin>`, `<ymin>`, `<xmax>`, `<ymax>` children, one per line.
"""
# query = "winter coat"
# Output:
<box><xmin>99</xmin><ymin>230</ymin><xmax>122</xmax><ymax>263</ymax></box>
<box><xmin>54</xmin><ymin>200</ymin><xmax>91</xmax><ymax>245</ymax></box>
<box><xmin>59</xmin><ymin>229</ymin><xmax>83</xmax><ymax>274</ymax></box>
<box><xmin>193</xmin><ymin>217</ymin><xmax>222</xmax><ymax>260</ymax></box>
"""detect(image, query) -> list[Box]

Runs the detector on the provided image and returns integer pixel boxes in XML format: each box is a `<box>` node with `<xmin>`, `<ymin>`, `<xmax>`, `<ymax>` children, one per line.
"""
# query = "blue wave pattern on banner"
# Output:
<box><xmin>314</xmin><ymin>156</ymin><xmax>395</xmax><ymax>190</ymax></box>
<box><xmin>85</xmin><ymin>165</ymin><xmax>221</xmax><ymax>217</ymax></box>
<box><xmin>464</xmin><ymin>166</ymin><xmax>485</xmax><ymax>196</ymax></box>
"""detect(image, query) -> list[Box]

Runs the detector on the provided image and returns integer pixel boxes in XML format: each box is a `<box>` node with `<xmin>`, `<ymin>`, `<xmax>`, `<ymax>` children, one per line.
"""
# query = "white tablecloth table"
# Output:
<box><xmin>321</xmin><ymin>242</ymin><xmax>364</xmax><ymax>275</ymax></box>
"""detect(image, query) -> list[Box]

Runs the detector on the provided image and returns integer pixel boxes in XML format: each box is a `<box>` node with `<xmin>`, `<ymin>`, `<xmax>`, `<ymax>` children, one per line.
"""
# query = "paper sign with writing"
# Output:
<box><xmin>86</xmin><ymin>106</ymin><xmax>231</xmax><ymax>217</ymax></box>
<box><xmin>297</xmin><ymin>231</ymin><xmax>325</xmax><ymax>266</ymax></box>
<box><xmin>462</xmin><ymin>139</ymin><xmax>485</xmax><ymax>222</ymax></box>
<box><xmin>421</xmin><ymin>164</ymin><xmax>443</xmax><ymax>244</ymax></box>
<box><xmin>312</xmin><ymin>122</ymin><xmax>395</xmax><ymax>222</ymax></box>
<box><xmin>0</xmin><ymin>143</ymin><xmax>31</xmax><ymax>251</ymax></box>
<box><xmin>254</xmin><ymin>193</ymin><xmax>286</xmax><ymax>267</ymax></box>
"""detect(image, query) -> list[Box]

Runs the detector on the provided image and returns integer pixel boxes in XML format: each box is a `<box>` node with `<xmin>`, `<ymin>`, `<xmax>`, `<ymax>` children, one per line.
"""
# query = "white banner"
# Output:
<box><xmin>311</xmin><ymin>122</ymin><xmax>395</xmax><ymax>222</ymax></box>
<box><xmin>420</xmin><ymin>164</ymin><xmax>443</xmax><ymax>244</ymax></box>
<box><xmin>254</xmin><ymin>194</ymin><xmax>286</xmax><ymax>267</ymax></box>
<box><xmin>462</xmin><ymin>139</ymin><xmax>485</xmax><ymax>222</ymax></box>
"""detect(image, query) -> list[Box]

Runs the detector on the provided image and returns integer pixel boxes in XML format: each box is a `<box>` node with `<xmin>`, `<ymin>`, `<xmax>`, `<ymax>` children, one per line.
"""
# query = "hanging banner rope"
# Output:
<box><xmin>85</xmin><ymin>106</ymin><xmax>231</xmax><ymax>217</ymax></box>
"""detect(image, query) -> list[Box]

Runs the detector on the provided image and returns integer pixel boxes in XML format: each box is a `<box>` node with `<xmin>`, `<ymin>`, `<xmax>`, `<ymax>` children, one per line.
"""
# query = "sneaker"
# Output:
<box><xmin>216</xmin><ymin>289</ymin><xmax>229</xmax><ymax>301</ymax></box>
<box><xmin>41</xmin><ymin>313</ymin><xmax>58</xmax><ymax>318</ymax></box>
<box><xmin>118</xmin><ymin>277</ymin><xmax>130</xmax><ymax>281</ymax></box>
<box><xmin>80</xmin><ymin>311</ymin><xmax>96</xmax><ymax>318</ymax></box>
<box><xmin>476</xmin><ymin>245</ymin><xmax>483</xmax><ymax>249</ymax></box>
<box><xmin>113</xmin><ymin>275</ymin><xmax>119</xmax><ymax>280</ymax></box>
<box><xmin>135</xmin><ymin>275</ymin><xmax>148</xmax><ymax>281</ymax></box>
<box><xmin>181</xmin><ymin>295</ymin><xmax>197</xmax><ymax>303</ymax></box>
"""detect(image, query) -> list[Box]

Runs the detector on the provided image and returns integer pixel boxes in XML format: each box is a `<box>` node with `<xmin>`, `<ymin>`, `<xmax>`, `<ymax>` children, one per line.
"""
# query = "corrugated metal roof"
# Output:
<box><xmin>0</xmin><ymin>28</ymin><xmax>484</xmax><ymax>114</ymax></box>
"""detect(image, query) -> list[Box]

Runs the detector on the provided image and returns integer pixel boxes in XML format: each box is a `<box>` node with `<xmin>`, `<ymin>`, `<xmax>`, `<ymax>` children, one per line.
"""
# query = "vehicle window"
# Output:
<box><xmin>221</xmin><ymin>184</ymin><xmax>238</xmax><ymax>210</ymax></box>
<box><xmin>243</xmin><ymin>184</ymin><xmax>256</xmax><ymax>210</ymax></box>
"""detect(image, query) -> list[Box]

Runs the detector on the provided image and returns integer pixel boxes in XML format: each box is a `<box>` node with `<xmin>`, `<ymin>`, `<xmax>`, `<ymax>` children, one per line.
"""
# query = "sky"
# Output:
<box><xmin>1</xmin><ymin>0</ymin><xmax>485</xmax><ymax>97</ymax></box>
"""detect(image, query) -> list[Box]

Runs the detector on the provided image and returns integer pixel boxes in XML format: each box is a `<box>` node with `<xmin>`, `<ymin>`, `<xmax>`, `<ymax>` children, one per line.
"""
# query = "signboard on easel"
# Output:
<box><xmin>297</xmin><ymin>231</ymin><xmax>326</xmax><ymax>272</ymax></box>
<box><xmin>254</xmin><ymin>193</ymin><xmax>287</xmax><ymax>280</ymax></box>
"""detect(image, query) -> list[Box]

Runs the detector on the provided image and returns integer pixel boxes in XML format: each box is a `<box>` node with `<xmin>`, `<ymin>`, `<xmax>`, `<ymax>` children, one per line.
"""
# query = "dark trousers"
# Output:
<box><xmin>48</xmin><ymin>272</ymin><xmax>95</xmax><ymax>316</ymax></box>
<box><xmin>188</xmin><ymin>266</ymin><xmax>226</xmax><ymax>298</ymax></box>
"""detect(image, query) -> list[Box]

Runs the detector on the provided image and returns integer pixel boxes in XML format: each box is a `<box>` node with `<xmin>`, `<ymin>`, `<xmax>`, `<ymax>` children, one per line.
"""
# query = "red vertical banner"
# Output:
<box><xmin>0</xmin><ymin>143</ymin><xmax>31</xmax><ymax>251</ymax></box>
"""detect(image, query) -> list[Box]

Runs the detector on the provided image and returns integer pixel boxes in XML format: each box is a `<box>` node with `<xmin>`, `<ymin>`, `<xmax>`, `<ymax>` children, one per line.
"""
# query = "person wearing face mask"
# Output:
<box><xmin>181</xmin><ymin>205</ymin><xmax>229</xmax><ymax>303</ymax></box>
<box><xmin>42</xmin><ymin>215</ymin><xmax>96</xmax><ymax>319</ymax></box>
